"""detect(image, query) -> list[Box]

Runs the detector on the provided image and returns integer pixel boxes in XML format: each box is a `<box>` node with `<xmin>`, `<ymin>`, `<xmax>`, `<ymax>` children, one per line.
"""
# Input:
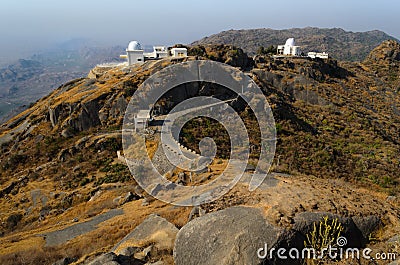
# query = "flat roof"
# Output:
<box><xmin>136</xmin><ymin>110</ymin><xmax>151</xmax><ymax>119</ymax></box>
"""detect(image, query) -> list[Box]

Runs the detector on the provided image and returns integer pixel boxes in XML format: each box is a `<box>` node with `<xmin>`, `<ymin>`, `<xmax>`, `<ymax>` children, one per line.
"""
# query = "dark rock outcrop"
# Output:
<box><xmin>52</xmin><ymin>257</ymin><xmax>76</xmax><ymax>265</ymax></box>
<box><xmin>68</xmin><ymin>100</ymin><xmax>101</xmax><ymax>132</ymax></box>
<box><xmin>86</xmin><ymin>252</ymin><xmax>144</xmax><ymax>265</ymax></box>
<box><xmin>188</xmin><ymin>44</ymin><xmax>254</xmax><ymax>70</ymax></box>
<box><xmin>365</xmin><ymin>40</ymin><xmax>400</xmax><ymax>63</ymax></box>
<box><xmin>293</xmin><ymin>212</ymin><xmax>368</xmax><ymax>248</ymax></box>
<box><xmin>352</xmin><ymin>215</ymin><xmax>381</xmax><ymax>240</ymax></box>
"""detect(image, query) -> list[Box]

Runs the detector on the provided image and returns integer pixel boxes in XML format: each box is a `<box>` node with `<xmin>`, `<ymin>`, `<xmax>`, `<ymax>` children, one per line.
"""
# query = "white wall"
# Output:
<box><xmin>171</xmin><ymin>48</ymin><xmax>187</xmax><ymax>57</ymax></box>
<box><xmin>127</xmin><ymin>50</ymin><xmax>144</xmax><ymax>65</ymax></box>
<box><xmin>281</xmin><ymin>44</ymin><xmax>301</xmax><ymax>56</ymax></box>
<box><xmin>308</xmin><ymin>52</ymin><xmax>329</xmax><ymax>59</ymax></box>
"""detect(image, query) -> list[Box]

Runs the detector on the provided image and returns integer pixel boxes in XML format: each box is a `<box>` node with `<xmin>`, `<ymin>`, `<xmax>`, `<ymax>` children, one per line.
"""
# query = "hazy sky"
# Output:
<box><xmin>0</xmin><ymin>0</ymin><xmax>399</xmax><ymax>63</ymax></box>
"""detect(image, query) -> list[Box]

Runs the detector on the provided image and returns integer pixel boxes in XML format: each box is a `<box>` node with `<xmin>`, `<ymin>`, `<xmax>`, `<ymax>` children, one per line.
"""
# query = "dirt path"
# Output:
<box><xmin>42</xmin><ymin>208</ymin><xmax>123</xmax><ymax>247</ymax></box>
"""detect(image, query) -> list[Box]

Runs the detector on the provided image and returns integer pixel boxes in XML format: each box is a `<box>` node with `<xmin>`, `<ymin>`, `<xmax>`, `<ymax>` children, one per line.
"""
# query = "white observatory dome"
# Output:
<box><xmin>285</xmin><ymin>38</ymin><xmax>296</xmax><ymax>46</ymax></box>
<box><xmin>127</xmin><ymin>41</ymin><xmax>142</xmax><ymax>51</ymax></box>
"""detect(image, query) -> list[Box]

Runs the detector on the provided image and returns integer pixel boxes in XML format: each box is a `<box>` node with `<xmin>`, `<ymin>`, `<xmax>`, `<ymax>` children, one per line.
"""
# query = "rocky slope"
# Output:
<box><xmin>0</xmin><ymin>43</ymin><xmax>399</xmax><ymax>265</ymax></box>
<box><xmin>192</xmin><ymin>27</ymin><xmax>399</xmax><ymax>61</ymax></box>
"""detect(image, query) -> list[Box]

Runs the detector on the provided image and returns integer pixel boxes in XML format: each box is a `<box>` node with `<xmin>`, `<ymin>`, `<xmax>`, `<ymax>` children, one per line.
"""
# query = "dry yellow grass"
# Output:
<box><xmin>0</xmin><ymin>236</ymin><xmax>45</xmax><ymax>256</ymax></box>
<box><xmin>146</xmin><ymin>138</ymin><xmax>159</xmax><ymax>160</ymax></box>
<box><xmin>0</xmin><ymin>180</ymin><xmax>191</xmax><ymax>264</ymax></box>
<box><xmin>114</xmin><ymin>229</ymin><xmax>177</xmax><ymax>254</ymax></box>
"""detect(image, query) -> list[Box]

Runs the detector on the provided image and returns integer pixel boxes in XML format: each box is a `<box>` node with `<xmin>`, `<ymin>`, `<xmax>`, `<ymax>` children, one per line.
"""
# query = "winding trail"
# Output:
<box><xmin>41</xmin><ymin>208</ymin><xmax>123</xmax><ymax>247</ymax></box>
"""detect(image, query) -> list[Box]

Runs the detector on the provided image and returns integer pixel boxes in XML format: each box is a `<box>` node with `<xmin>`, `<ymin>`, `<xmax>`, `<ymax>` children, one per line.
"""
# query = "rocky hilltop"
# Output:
<box><xmin>192</xmin><ymin>27</ymin><xmax>399</xmax><ymax>61</ymax></box>
<box><xmin>0</xmin><ymin>43</ymin><xmax>399</xmax><ymax>265</ymax></box>
<box><xmin>1</xmin><ymin>28</ymin><xmax>397</xmax><ymax>123</ymax></box>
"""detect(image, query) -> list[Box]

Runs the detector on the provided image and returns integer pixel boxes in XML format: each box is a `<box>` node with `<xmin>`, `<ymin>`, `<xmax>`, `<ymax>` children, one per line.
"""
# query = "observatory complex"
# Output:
<box><xmin>120</xmin><ymin>41</ymin><xmax>188</xmax><ymax>65</ymax></box>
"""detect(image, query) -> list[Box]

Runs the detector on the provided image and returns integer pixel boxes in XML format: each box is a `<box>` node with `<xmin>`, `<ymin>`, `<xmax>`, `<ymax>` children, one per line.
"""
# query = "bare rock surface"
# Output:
<box><xmin>113</xmin><ymin>214</ymin><xmax>178</xmax><ymax>255</ymax></box>
<box><xmin>43</xmin><ymin>208</ymin><xmax>123</xmax><ymax>247</ymax></box>
<box><xmin>174</xmin><ymin>206</ymin><xmax>281</xmax><ymax>265</ymax></box>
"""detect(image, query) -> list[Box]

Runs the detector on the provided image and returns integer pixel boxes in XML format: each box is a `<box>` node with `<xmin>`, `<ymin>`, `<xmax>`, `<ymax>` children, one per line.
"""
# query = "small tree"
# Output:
<box><xmin>257</xmin><ymin>45</ymin><xmax>276</xmax><ymax>55</ymax></box>
<box><xmin>257</xmin><ymin>46</ymin><xmax>266</xmax><ymax>55</ymax></box>
<box><xmin>264</xmin><ymin>45</ymin><xmax>276</xmax><ymax>55</ymax></box>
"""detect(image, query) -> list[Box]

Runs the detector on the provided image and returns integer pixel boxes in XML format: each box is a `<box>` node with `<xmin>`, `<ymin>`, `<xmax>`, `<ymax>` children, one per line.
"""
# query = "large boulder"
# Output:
<box><xmin>352</xmin><ymin>215</ymin><xmax>381</xmax><ymax>240</ymax></box>
<box><xmin>173</xmin><ymin>206</ymin><xmax>282</xmax><ymax>265</ymax></box>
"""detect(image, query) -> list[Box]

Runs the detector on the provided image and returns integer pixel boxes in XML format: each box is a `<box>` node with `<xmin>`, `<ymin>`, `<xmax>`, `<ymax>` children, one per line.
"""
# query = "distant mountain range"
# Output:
<box><xmin>0</xmin><ymin>27</ymin><xmax>398</xmax><ymax>123</ymax></box>
<box><xmin>192</xmin><ymin>27</ymin><xmax>399</xmax><ymax>61</ymax></box>
<box><xmin>0</xmin><ymin>43</ymin><xmax>125</xmax><ymax>122</ymax></box>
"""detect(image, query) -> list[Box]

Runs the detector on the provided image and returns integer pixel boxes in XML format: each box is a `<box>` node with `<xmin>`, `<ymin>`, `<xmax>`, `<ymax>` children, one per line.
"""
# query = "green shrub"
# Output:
<box><xmin>188</xmin><ymin>46</ymin><xmax>206</xmax><ymax>57</ymax></box>
<box><xmin>3</xmin><ymin>154</ymin><xmax>28</xmax><ymax>170</ymax></box>
<box><xmin>6</xmin><ymin>213</ymin><xmax>23</xmax><ymax>229</ymax></box>
<box><xmin>80</xmin><ymin>177</ymin><xmax>91</xmax><ymax>187</ymax></box>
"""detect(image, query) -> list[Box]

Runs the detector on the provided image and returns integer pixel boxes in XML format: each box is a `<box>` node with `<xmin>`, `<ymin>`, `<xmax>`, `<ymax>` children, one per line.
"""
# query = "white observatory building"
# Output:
<box><xmin>120</xmin><ymin>41</ymin><xmax>145</xmax><ymax>65</ymax></box>
<box><xmin>277</xmin><ymin>38</ymin><xmax>301</xmax><ymax>56</ymax></box>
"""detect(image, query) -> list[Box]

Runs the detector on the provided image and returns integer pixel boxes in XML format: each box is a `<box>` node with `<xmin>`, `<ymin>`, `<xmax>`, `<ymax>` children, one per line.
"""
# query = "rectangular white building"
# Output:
<box><xmin>170</xmin><ymin>48</ymin><xmax>188</xmax><ymax>57</ymax></box>
<box><xmin>144</xmin><ymin>46</ymin><xmax>169</xmax><ymax>59</ymax></box>
<box><xmin>308</xmin><ymin>52</ymin><xmax>329</xmax><ymax>59</ymax></box>
<box><xmin>134</xmin><ymin>110</ymin><xmax>151</xmax><ymax>132</ymax></box>
<box><xmin>126</xmin><ymin>50</ymin><xmax>144</xmax><ymax>65</ymax></box>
